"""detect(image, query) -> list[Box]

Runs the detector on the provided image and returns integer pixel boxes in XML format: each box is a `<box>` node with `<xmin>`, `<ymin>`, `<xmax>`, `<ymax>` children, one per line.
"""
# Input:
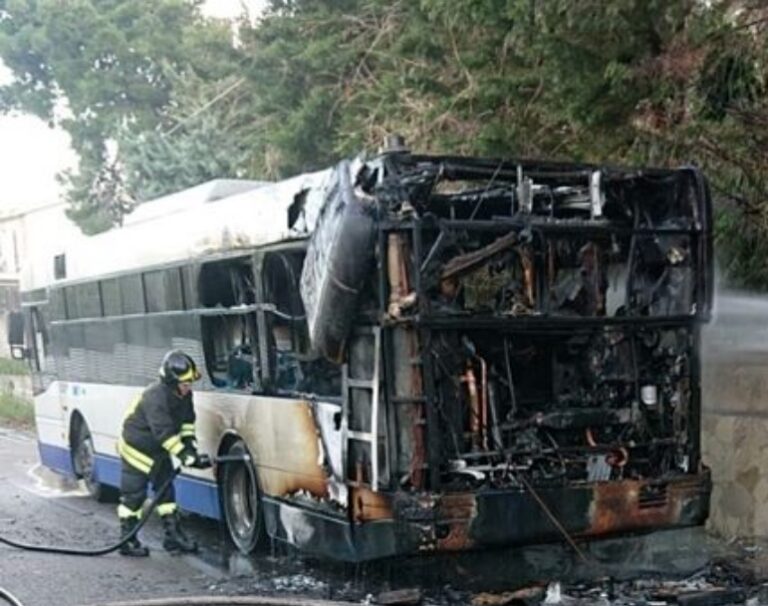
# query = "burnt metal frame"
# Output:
<box><xmin>381</xmin><ymin>222</ymin><xmax>706</xmax><ymax>329</ymax></box>
<box><xmin>373</xmin><ymin>155</ymin><xmax>714</xmax><ymax>493</ymax></box>
<box><xmin>340</xmin><ymin>325</ymin><xmax>383</xmax><ymax>489</ymax></box>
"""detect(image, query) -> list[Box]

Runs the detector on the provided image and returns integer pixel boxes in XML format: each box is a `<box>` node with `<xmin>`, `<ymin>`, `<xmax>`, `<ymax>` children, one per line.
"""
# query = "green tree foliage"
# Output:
<box><xmin>242</xmin><ymin>0</ymin><xmax>768</xmax><ymax>288</ymax></box>
<box><xmin>1</xmin><ymin>0</ymin><xmax>767</xmax><ymax>289</ymax></box>
<box><xmin>242</xmin><ymin>0</ymin><xmax>712</xmax><ymax>167</ymax></box>
<box><xmin>118</xmin><ymin>72</ymin><xmax>259</xmax><ymax>201</ymax></box>
<box><xmin>0</xmin><ymin>0</ymin><xmax>239</xmax><ymax>232</ymax></box>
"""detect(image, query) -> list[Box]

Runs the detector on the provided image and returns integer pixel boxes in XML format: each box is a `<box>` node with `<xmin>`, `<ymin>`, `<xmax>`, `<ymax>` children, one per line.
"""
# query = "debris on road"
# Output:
<box><xmin>374</xmin><ymin>588</ymin><xmax>423</xmax><ymax>605</ymax></box>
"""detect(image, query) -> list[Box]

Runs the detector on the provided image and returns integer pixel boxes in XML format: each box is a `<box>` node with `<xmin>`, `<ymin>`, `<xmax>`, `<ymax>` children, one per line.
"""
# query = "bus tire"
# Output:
<box><xmin>221</xmin><ymin>439</ymin><xmax>265</xmax><ymax>553</ymax></box>
<box><xmin>71</xmin><ymin>419</ymin><xmax>118</xmax><ymax>503</ymax></box>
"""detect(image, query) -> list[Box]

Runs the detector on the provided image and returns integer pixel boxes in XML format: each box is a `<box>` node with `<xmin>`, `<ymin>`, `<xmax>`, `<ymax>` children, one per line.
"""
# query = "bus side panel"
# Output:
<box><xmin>195</xmin><ymin>392</ymin><xmax>333</xmax><ymax>501</ymax></box>
<box><xmin>196</xmin><ymin>391</ymin><xmax>354</xmax><ymax>549</ymax></box>
<box><xmin>173</xmin><ymin>474</ymin><xmax>222</xmax><ymax>519</ymax></box>
<box><xmin>34</xmin><ymin>381</ymin><xmax>72</xmax><ymax>476</ymax></box>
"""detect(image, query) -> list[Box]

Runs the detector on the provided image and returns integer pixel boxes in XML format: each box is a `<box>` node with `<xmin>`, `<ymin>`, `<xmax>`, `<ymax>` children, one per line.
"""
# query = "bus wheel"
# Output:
<box><xmin>221</xmin><ymin>440</ymin><xmax>265</xmax><ymax>553</ymax></box>
<box><xmin>72</xmin><ymin>420</ymin><xmax>118</xmax><ymax>503</ymax></box>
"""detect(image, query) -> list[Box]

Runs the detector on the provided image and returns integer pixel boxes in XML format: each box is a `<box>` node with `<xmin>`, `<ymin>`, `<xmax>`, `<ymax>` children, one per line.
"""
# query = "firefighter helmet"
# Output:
<box><xmin>159</xmin><ymin>350</ymin><xmax>201</xmax><ymax>385</ymax></box>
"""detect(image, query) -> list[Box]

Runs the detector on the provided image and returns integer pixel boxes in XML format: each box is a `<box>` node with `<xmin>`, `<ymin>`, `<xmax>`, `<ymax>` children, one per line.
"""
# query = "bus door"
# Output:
<box><xmin>19</xmin><ymin>304</ymin><xmax>53</xmax><ymax>394</ymax></box>
<box><xmin>7</xmin><ymin>304</ymin><xmax>49</xmax><ymax>393</ymax></box>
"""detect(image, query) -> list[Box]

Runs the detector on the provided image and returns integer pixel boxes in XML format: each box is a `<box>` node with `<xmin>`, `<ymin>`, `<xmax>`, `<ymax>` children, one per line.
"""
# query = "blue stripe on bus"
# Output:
<box><xmin>38</xmin><ymin>441</ymin><xmax>222</xmax><ymax>520</ymax></box>
<box><xmin>93</xmin><ymin>453</ymin><xmax>121</xmax><ymax>487</ymax></box>
<box><xmin>94</xmin><ymin>452</ymin><xmax>222</xmax><ymax>520</ymax></box>
<box><xmin>173</xmin><ymin>473</ymin><xmax>222</xmax><ymax>520</ymax></box>
<box><xmin>37</xmin><ymin>442</ymin><xmax>75</xmax><ymax>477</ymax></box>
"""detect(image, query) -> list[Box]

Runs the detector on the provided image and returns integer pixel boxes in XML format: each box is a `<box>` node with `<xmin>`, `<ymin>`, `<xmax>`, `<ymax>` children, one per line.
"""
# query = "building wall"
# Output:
<box><xmin>0</xmin><ymin>202</ymin><xmax>83</xmax><ymax>356</ymax></box>
<box><xmin>701</xmin><ymin>292</ymin><xmax>768</xmax><ymax>538</ymax></box>
<box><xmin>0</xmin><ymin>211</ymin><xmax>26</xmax><ymax>357</ymax></box>
<box><xmin>19</xmin><ymin>202</ymin><xmax>84</xmax><ymax>291</ymax></box>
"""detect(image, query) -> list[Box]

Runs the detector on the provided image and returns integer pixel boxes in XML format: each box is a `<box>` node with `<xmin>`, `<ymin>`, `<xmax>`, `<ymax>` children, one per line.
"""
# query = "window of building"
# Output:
<box><xmin>54</xmin><ymin>254</ymin><xmax>66</xmax><ymax>280</ymax></box>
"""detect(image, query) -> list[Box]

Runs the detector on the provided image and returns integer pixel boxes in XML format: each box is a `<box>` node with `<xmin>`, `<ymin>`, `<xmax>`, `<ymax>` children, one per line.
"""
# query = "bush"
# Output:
<box><xmin>0</xmin><ymin>358</ymin><xmax>29</xmax><ymax>376</ymax></box>
<box><xmin>0</xmin><ymin>391</ymin><xmax>33</xmax><ymax>427</ymax></box>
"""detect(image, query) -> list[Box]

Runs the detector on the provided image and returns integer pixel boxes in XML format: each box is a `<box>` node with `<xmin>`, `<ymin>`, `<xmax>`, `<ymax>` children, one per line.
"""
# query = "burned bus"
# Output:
<box><xmin>19</xmin><ymin>146</ymin><xmax>713</xmax><ymax>561</ymax></box>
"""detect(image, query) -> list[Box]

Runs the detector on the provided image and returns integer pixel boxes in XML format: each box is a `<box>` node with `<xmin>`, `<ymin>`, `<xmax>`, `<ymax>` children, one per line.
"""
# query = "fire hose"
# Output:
<box><xmin>0</xmin><ymin>588</ymin><xmax>22</xmax><ymax>606</ymax></box>
<box><xmin>0</xmin><ymin>453</ymin><xmax>249</xmax><ymax>557</ymax></box>
<box><xmin>0</xmin><ymin>454</ymin><xmax>251</xmax><ymax>606</ymax></box>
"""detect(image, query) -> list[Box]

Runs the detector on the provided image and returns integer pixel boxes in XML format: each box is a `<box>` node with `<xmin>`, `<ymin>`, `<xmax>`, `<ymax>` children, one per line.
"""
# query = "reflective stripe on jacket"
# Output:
<box><xmin>120</xmin><ymin>381</ymin><xmax>196</xmax><ymax>472</ymax></box>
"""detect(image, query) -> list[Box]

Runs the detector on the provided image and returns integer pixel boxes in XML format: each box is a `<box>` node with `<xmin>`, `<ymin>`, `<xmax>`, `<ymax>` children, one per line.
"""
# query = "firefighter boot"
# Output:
<box><xmin>161</xmin><ymin>512</ymin><xmax>198</xmax><ymax>553</ymax></box>
<box><xmin>118</xmin><ymin>518</ymin><xmax>150</xmax><ymax>557</ymax></box>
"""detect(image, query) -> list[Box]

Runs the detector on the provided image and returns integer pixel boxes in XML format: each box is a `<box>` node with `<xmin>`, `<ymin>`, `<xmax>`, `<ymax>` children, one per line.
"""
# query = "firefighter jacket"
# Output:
<box><xmin>118</xmin><ymin>380</ymin><xmax>196</xmax><ymax>474</ymax></box>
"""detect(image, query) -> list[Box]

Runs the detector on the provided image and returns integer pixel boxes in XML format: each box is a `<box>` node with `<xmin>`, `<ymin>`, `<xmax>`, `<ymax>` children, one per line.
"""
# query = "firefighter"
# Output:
<box><xmin>116</xmin><ymin>350</ymin><xmax>212</xmax><ymax>557</ymax></box>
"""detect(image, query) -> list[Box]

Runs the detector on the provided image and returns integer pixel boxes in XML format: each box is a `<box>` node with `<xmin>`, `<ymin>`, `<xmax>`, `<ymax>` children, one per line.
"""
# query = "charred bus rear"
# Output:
<box><xmin>298</xmin><ymin>149</ymin><xmax>713</xmax><ymax>558</ymax></box>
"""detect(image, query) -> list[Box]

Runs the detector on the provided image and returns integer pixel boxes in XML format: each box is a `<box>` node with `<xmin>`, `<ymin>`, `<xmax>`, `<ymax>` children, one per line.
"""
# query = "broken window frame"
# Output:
<box><xmin>197</xmin><ymin>254</ymin><xmax>262</xmax><ymax>392</ymax></box>
<box><xmin>256</xmin><ymin>245</ymin><xmax>343</xmax><ymax>400</ymax></box>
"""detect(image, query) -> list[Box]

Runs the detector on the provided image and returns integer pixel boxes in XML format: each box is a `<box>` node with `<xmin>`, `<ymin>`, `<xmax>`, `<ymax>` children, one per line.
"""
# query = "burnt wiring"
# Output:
<box><xmin>442</xmin><ymin>390</ymin><xmax>594</xmax><ymax>565</ymax></box>
<box><xmin>468</xmin><ymin>160</ymin><xmax>505</xmax><ymax>220</ymax></box>
<box><xmin>502</xmin><ymin>338</ymin><xmax>517</xmax><ymax>417</ymax></box>
<box><xmin>477</xmin><ymin>385</ymin><xmax>595</xmax><ymax>567</ymax></box>
<box><xmin>625</xmin><ymin>199</ymin><xmax>641</xmax><ymax>312</ymax></box>
<box><xmin>429</xmin><ymin>348</ymin><xmax>464</xmax><ymax>458</ymax></box>
<box><xmin>268</xmin><ymin>308</ymin><xmax>306</xmax><ymax>322</ymax></box>
<box><xmin>515</xmin><ymin>473</ymin><xmax>592</xmax><ymax>565</ymax></box>
<box><xmin>542</xmin><ymin>430</ymin><xmax>568</xmax><ymax>479</ymax></box>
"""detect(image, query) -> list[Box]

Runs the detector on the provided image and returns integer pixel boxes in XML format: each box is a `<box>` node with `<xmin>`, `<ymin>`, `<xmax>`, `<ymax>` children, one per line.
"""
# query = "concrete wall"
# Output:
<box><xmin>701</xmin><ymin>292</ymin><xmax>768</xmax><ymax>538</ymax></box>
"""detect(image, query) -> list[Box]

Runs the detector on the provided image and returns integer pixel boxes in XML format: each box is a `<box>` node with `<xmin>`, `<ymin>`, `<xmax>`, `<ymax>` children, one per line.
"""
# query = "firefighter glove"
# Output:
<box><xmin>179</xmin><ymin>448</ymin><xmax>211</xmax><ymax>469</ymax></box>
<box><xmin>190</xmin><ymin>452</ymin><xmax>213</xmax><ymax>469</ymax></box>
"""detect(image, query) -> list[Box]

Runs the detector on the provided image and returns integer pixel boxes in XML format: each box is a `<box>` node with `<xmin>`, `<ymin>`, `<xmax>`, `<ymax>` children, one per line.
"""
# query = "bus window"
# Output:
<box><xmin>198</xmin><ymin>257</ymin><xmax>259</xmax><ymax>390</ymax></box>
<box><xmin>143</xmin><ymin>268</ymin><xmax>184</xmax><ymax>312</ymax></box>
<box><xmin>262</xmin><ymin>251</ymin><xmax>341</xmax><ymax>398</ymax></box>
<box><xmin>201</xmin><ymin>313</ymin><xmax>257</xmax><ymax>388</ymax></box>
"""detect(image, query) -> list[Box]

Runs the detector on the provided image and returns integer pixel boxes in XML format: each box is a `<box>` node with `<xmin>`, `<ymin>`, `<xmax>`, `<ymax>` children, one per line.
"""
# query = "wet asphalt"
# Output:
<box><xmin>0</xmin><ymin>424</ymin><xmax>730</xmax><ymax>606</ymax></box>
<box><xmin>0</xmin><ymin>425</ymin><xmax>448</xmax><ymax>606</ymax></box>
<box><xmin>0</xmin><ymin>425</ymin><xmax>229</xmax><ymax>606</ymax></box>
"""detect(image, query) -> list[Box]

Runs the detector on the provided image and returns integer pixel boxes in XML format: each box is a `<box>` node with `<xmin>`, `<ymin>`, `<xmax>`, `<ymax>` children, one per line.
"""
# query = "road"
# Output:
<box><xmin>0</xmin><ymin>424</ymin><xmax>740</xmax><ymax>606</ymax></box>
<box><xmin>0</xmin><ymin>425</ymin><xmax>428</xmax><ymax>606</ymax></box>
<box><xmin>0</xmin><ymin>426</ymin><xmax>231</xmax><ymax>605</ymax></box>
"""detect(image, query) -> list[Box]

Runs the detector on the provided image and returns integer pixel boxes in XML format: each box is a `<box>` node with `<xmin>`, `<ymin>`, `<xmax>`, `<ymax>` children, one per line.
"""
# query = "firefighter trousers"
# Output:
<box><xmin>119</xmin><ymin>451</ymin><xmax>177</xmax><ymax>518</ymax></box>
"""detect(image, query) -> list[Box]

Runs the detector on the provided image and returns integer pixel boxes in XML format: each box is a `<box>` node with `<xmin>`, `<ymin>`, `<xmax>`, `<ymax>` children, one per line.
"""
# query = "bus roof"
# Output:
<box><xmin>22</xmin><ymin>169</ymin><xmax>331</xmax><ymax>290</ymax></box>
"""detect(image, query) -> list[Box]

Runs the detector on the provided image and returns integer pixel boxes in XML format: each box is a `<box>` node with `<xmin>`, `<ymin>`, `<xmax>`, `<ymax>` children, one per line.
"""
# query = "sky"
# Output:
<box><xmin>0</xmin><ymin>62</ymin><xmax>77</xmax><ymax>213</ymax></box>
<box><xmin>0</xmin><ymin>0</ymin><xmax>266</xmax><ymax>214</ymax></box>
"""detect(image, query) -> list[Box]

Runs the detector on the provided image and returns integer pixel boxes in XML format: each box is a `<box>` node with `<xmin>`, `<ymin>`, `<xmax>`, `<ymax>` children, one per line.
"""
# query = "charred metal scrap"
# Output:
<box><xmin>294</xmin><ymin>146</ymin><xmax>714</xmax><ymax>560</ymax></box>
